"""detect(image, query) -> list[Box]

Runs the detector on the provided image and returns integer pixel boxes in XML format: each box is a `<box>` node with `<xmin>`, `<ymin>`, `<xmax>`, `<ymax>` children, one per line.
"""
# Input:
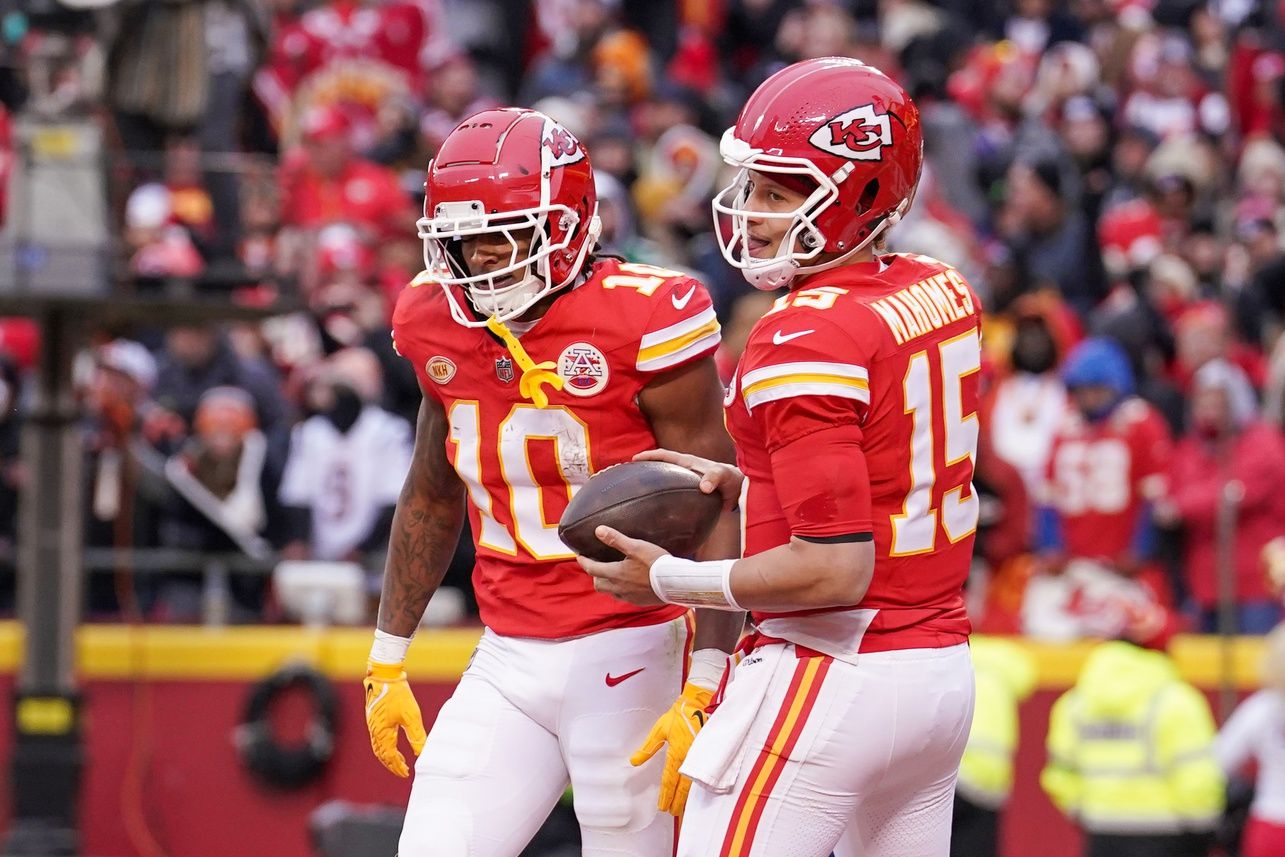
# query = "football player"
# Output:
<box><xmin>581</xmin><ymin>58</ymin><xmax>980</xmax><ymax>856</ymax></box>
<box><xmin>362</xmin><ymin>107</ymin><xmax>743</xmax><ymax>856</ymax></box>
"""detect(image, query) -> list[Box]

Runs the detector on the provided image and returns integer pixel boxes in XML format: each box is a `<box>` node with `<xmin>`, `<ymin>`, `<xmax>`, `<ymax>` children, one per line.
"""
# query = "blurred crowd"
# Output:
<box><xmin>0</xmin><ymin>0</ymin><xmax>1281</xmax><ymax>628</ymax></box>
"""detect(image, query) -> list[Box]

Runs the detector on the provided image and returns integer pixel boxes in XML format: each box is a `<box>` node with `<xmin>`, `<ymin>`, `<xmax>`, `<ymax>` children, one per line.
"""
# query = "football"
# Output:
<box><xmin>558</xmin><ymin>461</ymin><xmax>724</xmax><ymax>562</ymax></box>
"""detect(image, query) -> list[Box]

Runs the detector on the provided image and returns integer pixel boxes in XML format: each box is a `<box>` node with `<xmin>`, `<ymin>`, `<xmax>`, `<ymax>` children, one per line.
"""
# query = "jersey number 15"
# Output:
<box><xmin>890</xmin><ymin>329</ymin><xmax>981</xmax><ymax>556</ymax></box>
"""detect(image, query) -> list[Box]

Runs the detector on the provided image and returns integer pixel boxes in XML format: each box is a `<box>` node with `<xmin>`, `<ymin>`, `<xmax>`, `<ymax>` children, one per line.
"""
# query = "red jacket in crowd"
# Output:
<box><xmin>1165</xmin><ymin>421</ymin><xmax>1285</xmax><ymax>608</ymax></box>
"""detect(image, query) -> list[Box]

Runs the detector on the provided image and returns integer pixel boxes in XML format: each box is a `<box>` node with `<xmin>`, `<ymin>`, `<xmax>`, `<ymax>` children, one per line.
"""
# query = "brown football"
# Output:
<box><xmin>558</xmin><ymin>461</ymin><xmax>724</xmax><ymax>562</ymax></box>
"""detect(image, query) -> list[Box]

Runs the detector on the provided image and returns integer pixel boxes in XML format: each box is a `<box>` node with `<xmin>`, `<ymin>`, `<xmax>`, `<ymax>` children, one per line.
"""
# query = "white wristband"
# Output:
<box><xmin>650</xmin><ymin>556</ymin><xmax>742</xmax><ymax>611</ymax></box>
<box><xmin>370</xmin><ymin>629</ymin><xmax>414</xmax><ymax>664</ymax></box>
<box><xmin>687</xmin><ymin>648</ymin><xmax>728</xmax><ymax>691</ymax></box>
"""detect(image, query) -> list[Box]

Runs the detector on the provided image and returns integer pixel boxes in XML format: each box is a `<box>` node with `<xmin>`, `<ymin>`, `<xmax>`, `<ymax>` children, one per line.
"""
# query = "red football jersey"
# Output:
<box><xmin>392</xmin><ymin>259</ymin><xmax>721</xmax><ymax>638</ymax></box>
<box><xmin>725</xmin><ymin>254</ymin><xmax>982</xmax><ymax>652</ymax></box>
<box><xmin>1043</xmin><ymin>398</ymin><xmax>1172</xmax><ymax>565</ymax></box>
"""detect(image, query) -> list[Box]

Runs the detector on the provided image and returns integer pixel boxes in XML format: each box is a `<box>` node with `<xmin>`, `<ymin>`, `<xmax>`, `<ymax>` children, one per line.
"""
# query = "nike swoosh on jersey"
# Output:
<box><xmin>772</xmin><ymin>329</ymin><xmax>815</xmax><ymax>345</ymax></box>
<box><xmin>605</xmin><ymin>667</ymin><xmax>646</xmax><ymax>687</ymax></box>
<box><xmin>671</xmin><ymin>286</ymin><xmax>697</xmax><ymax>310</ymax></box>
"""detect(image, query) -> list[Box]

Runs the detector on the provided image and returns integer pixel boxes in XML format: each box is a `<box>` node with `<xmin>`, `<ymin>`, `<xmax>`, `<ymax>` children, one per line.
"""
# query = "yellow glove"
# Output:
<box><xmin>631</xmin><ymin>681</ymin><xmax>714</xmax><ymax>817</ymax></box>
<box><xmin>363</xmin><ymin>660</ymin><xmax>427</xmax><ymax>778</ymax></box>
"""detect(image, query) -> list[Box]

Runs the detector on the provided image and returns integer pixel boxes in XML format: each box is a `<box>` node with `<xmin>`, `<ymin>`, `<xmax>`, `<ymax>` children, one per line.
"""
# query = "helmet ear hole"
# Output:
<box><xmin>855</xmin><ymin>179</ymin><xmax>880</xmax><ymax>217</ymax></box>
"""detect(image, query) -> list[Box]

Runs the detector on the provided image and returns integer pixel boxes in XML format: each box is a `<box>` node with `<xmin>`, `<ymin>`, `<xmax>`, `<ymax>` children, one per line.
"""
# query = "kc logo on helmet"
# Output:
<box><xmin>809</xmin><ymin>104</ymin><xmax>892</xmax><ymax>161</ymax></box>
<box><xmin>543</xmin><ymin>120</ymin><xmax>586</xmax><ymax>167</ymax></box>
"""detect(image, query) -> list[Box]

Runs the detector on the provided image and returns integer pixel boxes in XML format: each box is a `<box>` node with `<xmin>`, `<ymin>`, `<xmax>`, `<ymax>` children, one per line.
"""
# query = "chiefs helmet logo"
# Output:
<box><xmin>542</xmin><ymin>120</ymin><xmax>586</xmax><ymax>167</ymax></box>
<box><xmin>808</xmin><ymin>104</ymin><xmax>893</xmax><ymax>161</ymax></box>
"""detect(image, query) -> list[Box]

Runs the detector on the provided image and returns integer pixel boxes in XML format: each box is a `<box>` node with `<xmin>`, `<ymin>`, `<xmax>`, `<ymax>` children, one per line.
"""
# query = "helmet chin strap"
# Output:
<box><xmin>742</xmin><ymin>255</ymin><xmax>801</xmax><ymax>291</ymax></box>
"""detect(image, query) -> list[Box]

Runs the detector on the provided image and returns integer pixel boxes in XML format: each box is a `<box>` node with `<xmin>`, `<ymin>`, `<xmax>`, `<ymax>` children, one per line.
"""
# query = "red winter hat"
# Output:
<box><xmin>300</xmin><ymin>105</ymin><xmax>351</xmax><ymax>143</ymax></box>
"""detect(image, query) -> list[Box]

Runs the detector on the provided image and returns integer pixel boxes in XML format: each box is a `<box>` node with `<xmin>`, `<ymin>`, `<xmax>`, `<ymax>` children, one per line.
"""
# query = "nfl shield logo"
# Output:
<box><xmin>495</xmin><ymin>356</ymin><xmax>514</xmax><ymax>383</ymax></box>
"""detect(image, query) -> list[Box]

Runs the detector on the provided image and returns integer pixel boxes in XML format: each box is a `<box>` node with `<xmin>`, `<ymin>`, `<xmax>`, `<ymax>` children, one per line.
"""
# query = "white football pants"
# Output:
<box><xmin>676</xmin><ymin>642</ymin><xmax>975</xmax><ymax>857</ymax></box>
<box><xmin>398</xmin><ymin>616</ymin><xmax>688</xmax><ymax>857</ymax></box>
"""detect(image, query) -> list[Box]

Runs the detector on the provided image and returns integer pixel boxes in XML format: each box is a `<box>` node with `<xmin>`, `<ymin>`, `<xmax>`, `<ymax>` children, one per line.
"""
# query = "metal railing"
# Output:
<box><xmin>79</xmin><ymin>546</ymin><xmax>385</xmax><ymax>628</ymax></box>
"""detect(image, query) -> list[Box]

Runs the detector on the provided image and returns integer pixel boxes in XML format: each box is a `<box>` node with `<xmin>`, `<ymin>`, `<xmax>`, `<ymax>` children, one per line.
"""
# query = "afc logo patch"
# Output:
<box><xmin>495</xmin><ymin>356</ymin><xmax>514</xmax><ymax>383</ymax></box>
<box><xmin>542</xmin><ymin>119</ymin><xmax>586</xmax><ymax>168</ymax></box>
<box><xmin>808</xmin><ymin>104</ymin><xmax>892</xmax><ymax>161</ymax></box>
<box><xmin>557</xmin><ymin>342</ymin><xmax>609</xmax><ymax>397</ymax></box>
<box><xmin>426</xmin><ymin>355</ymin><xmax>456</xmax><ymax>385</ymax></box>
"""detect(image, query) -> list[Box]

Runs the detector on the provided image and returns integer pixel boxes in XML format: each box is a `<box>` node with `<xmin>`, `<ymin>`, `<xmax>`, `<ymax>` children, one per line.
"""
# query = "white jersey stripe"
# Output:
<box><xmin>744</xmin><ymin>380</ymin><xmax>871</xmax><ymax>411</ymax></box>
<box><xmin>741</xmin><ymin>361</ymin><xmax>869</xmax><ymax>389</ymax></box>
<box><xmin>639</xmin><ymin>306</ymin><xmax>718</xmax><ymax>350</ymax></box>
<box><xmin>637</xmin><ymin>330</ymin><xmax>722</xmax><ymax>373</ymax></box>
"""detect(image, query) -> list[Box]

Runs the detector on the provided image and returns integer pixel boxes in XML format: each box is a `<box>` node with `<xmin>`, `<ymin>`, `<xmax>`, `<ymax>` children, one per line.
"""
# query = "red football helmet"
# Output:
<box><xmin>713</xmin><ymin>57</ymin><xmax>924</xmax><ymax>289</ymax></box>
<box><xmin>417</xmin><ymin>108</ymin><xmax>601</xmax><ymax>326</ymax></box>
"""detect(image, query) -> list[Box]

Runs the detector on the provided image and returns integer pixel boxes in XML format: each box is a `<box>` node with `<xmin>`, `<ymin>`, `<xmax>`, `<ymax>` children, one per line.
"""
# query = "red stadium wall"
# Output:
<box><xmin>0</xmin><ymin>626</ymin><xmax>1265</xmax><ymax>857</ymax></box>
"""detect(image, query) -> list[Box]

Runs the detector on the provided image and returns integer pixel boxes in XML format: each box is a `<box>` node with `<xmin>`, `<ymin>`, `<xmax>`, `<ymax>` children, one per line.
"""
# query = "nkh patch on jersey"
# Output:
<box><xmin>558</xmin><ymin>342</ymin><xmax>609</xmax><ymax>396</ymax></box>
<box><xmin>426</xmin><ymin>355</ymin><xmax>456</xmax><ymax>384</ymax></box>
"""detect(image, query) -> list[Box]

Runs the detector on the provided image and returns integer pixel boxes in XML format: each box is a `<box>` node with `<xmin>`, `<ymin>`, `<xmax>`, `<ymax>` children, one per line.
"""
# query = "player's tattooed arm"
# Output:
<box><xmin>639</xmin><ymin>357</ymin><xmax>745</xmax><ymax>651</ymax></box>
<box><xmin>377</xmin><ymin>389</ymin><xmax>466</xmax><ymax>637</ymax></box>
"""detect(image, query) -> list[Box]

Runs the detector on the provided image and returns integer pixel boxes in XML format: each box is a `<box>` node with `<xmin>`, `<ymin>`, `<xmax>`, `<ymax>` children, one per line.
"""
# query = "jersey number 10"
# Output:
<box><xmin>890</xmin><ymin>329</ymin><xmax>981</xmax><ymax>556</ymax></box>
<box><xmin>448</xmin><ymin>403</ymin><xmax>589</xmax><ymax>561</ymax></box>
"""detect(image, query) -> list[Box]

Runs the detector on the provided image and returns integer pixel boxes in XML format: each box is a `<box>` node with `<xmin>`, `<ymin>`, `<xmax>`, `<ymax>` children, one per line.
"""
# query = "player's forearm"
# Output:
<box><xmin>376</xmin><ymin>488</ymin><xmax>465</xmax><ymax>637</ymax></box>
<box><xmin>692</xmin><ymin>509</ymin><xmax>745</xmax><ymax>652</ymax></box>
<box><xmin>692</xmin><ymin>609</ymin><xmax>744</xmax><ymax>653</ymax></box>
<box><xmin>726</xmin><ymin>537</ymin><xmax>874</xmax><ymax>612</ymax></box>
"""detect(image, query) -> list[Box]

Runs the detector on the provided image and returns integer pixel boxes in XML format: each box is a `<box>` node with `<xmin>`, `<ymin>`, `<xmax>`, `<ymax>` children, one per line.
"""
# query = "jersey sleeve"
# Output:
<box><xmin>634</xmin><ymin>276</ymin><xmax>721</xmax><ymax>374</ymax></box>
<box><xmin>740</xmin><ymin>316</ymin><xmax>873</xmax><ymax>451</ymax></box>
<box><xmin>743</xmin><ymin>315</ymin><xmax>878</xmax><ymax>538</ymax></box>
<box><xmin>390</xmin><ymin>274</ymin><xmax>444</xmax><ymax>397</ymax></box>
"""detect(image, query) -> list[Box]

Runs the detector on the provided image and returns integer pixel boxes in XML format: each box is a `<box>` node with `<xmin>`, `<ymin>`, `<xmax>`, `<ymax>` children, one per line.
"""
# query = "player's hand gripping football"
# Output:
<box><xmin>580</xmin><ymin>449</ymin><xmax>746</xmax><ymax>605</ymax></box>
<box><xmin>633</xmin><ymin>449</ymin><xmax>745</xmax><ymax>511</ymax></box>
<box><xmin>631</xmin><ymin>680</ymin><xmax>714</xmax><ymax>818</ymax></box>
<box><xmin>578</xmin><ymin>527</ymin><xmax>669</xmax><ymax>605</ymax></box>
<box><xmin>364</xmin><ymin>660</ymin><xmax>427</xmax><ymax>777</ymax></box>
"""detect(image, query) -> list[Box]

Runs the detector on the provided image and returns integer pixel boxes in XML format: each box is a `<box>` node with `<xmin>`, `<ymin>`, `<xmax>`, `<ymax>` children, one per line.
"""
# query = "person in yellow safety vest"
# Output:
<box><xmin>1041</xmin><ymin>600</ymin><xmax>1224</xmax><ymax>857</ymax></box>
<box><xmin>952</xmin><ymin>636</ymin><xmax>1038</xmax><ymax>857</ymax></box>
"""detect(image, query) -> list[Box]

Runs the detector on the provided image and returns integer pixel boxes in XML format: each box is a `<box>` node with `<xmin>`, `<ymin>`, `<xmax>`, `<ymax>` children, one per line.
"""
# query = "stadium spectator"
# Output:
<box><xmin>1035</xmin><ymin>338</ymin><xmax>1171</xmax><ymax>583</ymax></box>
<box><xmin>154</xmin><ymin>386</ymin><xmax>274</xmax><ymax>620</ymax></box>
<box><xmin>124</xmin><ymin>195</ymin><xmax>205</xmax><ymax>286</ymax></box>
<box><xmin>1155</xmin><ymin>359</ymin><xmax>1285</xmax><ymax>633</ymax></box>
<box><xmin>252</xmin><ymin>0</ymin><xmax>453</xmax><ymax>148</ymax></box>
<box><xmin>158</xmin><ymin>387</ymin><xmax>272</xmax><ymax>553</ymax></box>
<box><xmin>277</xmin><ymin>105</ymin><xmax>415</xmax><ymax>247</ymax></box>
<box><xmin>982</xmin><ymin>292</ymin><xmax>1077</xmax><ymax>499</ymax></box>
<box><xmin>418</xmin><ymin>55</ymin><xmax>498</xmax><ymax>155</ymax></box>
<box><xmin>81</xmin><ymin>339</ymin><xmax>163</xmax><ymax>614</ymax></box>
<box><xmin>1042</xmin><ymin>599</ymin><xmax>1224</xmax><ymax>857</ymax></box>
<box><xmin>998</xmin><ymin>158</ymin><xmax>1105</xmax><ymax>314</ymax></box>
<box><xmin>278</xmin><ymin>347</ymin><xmax>409</xmax><ymax>562</ymax></box>
<box><xmin>152</xmin><ymin>323</ymin><xmax>289</xmax><ymax>452</ymax></box>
